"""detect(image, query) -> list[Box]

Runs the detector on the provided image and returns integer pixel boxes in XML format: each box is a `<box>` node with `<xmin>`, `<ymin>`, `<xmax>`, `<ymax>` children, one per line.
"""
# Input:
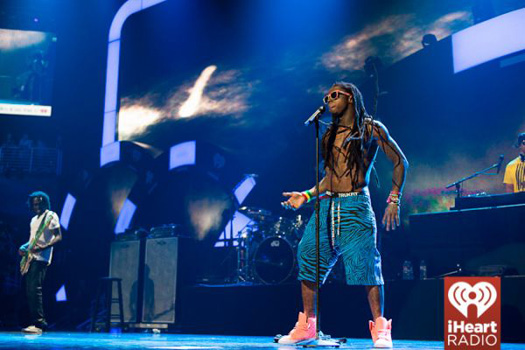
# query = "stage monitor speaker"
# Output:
<box><xmin>142</xmin><ymin>237</ymin><xmax>178</xmax><ymax>323</ymax></box>
<box><xmin>109</xmin><ymin>240</ymin><xmax>140</xmax><ymax>323</ymax></box>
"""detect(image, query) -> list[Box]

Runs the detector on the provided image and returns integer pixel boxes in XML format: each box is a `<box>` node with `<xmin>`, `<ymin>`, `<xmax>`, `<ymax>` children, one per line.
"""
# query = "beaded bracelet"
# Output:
<box><xmin>386</xmin><ymin>191</ymin><xmax>401</xmax><ymax>205</ymax></box>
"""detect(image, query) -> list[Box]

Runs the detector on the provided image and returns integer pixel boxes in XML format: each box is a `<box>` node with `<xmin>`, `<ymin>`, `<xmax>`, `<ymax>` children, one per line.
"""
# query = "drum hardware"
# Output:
<box><xmin>233</xmin><ymin>227</ymin><xmax>253</xmax><ymax>283</ymax></box>
<box><xmin>252</xmin><ymin>235</ymin><xmax>295</xmax><ymax>285</ymax></box>
<box><xmin>228</xmin><ymin>207</ymin><xmax>311</xmax><ymax>285</ymax></box>
<box><xmin>238</xmin><ymin>206</ymin><xmax>273</xmax><ymax>221</ymax></box>
<box><xmin>293</xmin><ymin>214</ymin><xmax>306</xmax><ymax>232</ymax></box>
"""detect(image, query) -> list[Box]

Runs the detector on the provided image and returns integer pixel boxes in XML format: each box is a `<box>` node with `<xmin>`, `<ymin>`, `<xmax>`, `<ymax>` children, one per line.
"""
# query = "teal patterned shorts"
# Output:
<box><xmin>297</xmin><ymin>193</ymin><xmax>384</xmax><ymax>286</ymax></box>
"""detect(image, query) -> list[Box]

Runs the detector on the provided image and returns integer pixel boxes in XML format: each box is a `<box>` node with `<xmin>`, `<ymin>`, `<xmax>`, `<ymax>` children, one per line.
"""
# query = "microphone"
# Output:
<box><xmin>304</xmin><ymin>106</ymin><xmax>326</xmax><ymax>126</ymax></box>
<box><xmin>496</xmin><ymin>154</ymin><xmax>504</xmax><ymax>174</ymax></box>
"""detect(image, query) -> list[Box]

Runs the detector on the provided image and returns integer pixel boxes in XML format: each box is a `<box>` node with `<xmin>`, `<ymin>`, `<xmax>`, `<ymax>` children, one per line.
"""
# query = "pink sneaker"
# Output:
<box><xmin>278</xmin><ymin>312</ymin><xmax>316</xmax><ymax>345</ymax></box>
<box><xmin>369</xmin><ymin>317</ymin><xmax>393</xmax><ymax>348</ymax></box>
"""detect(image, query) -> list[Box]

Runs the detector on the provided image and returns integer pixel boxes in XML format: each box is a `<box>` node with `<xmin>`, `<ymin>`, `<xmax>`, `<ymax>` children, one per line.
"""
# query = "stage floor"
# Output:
<box><xmin>0</xmin><ymin>333</ymin><xmax>523</xmax><ymax>350</ymax></box>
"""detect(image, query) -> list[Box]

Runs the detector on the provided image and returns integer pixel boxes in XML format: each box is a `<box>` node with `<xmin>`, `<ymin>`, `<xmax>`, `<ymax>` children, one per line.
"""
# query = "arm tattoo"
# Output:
<box><xmin>373</xmin><ymin>124</ymin><xmax>407</xmax><ymax>192</ymax></box>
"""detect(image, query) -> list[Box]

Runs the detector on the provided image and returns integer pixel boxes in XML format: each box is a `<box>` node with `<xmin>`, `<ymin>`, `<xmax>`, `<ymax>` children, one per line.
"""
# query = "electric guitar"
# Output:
<box><xmin>20</xmin><ymin>212</ymin><xmax>52</xmax><ymax>275</ymax></box>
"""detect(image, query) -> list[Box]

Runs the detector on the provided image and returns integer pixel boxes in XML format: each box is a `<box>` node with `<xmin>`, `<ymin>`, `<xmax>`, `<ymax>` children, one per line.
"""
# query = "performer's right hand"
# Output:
<box><xmin>30</xmin><ymin>243</ymin><xmax>47</xmax><ymax>253</ymax></box>
<box><xmin>281</xmin><ymin>192</ymin><xmax>306</xmax><ymax>210</ymax></box>
<box><xmin>18</xmin><ymin>249</ymin><xmax>26</xmax><ymax>256</ymax></box>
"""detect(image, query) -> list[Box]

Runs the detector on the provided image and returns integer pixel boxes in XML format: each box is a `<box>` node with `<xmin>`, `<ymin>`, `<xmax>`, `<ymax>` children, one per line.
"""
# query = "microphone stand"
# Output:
<box><xmin>444</xmin><ymin>158</ymin><xmax>502</xmax><ymax>278</ymax></box>
<box><xmin>305</xmin><ymin>112</ymin><xmax>339</xmax><ymax>347</ymax></box>
<box><xmin>314</xmin><ymin>115</ymin><xmax>321</xmax><ymax>340</ymax></box>
<box><xmin>445</xmin><ymin>159</ymin><xmax>503</xmax><ymax>198</ymax></box>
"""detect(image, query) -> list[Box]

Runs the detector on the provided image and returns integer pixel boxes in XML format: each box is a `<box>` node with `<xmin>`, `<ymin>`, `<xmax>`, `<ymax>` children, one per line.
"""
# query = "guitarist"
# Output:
<box><xmin>18</xmin><ymin>191</ymin><xmax>61</xmax><ymax>334</ymax></box>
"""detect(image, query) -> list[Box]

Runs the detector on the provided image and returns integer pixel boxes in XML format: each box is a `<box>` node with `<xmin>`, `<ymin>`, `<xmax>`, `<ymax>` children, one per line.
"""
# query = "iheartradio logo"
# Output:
<box><xmin>448</xmin><ymin>281</ymin><xmax>497</xmax><ymax>318</ymax></box>
<box><xmin>445</xmin><ymin>277</ymin><xmax>500</xmax><ymax>350</ymax></box>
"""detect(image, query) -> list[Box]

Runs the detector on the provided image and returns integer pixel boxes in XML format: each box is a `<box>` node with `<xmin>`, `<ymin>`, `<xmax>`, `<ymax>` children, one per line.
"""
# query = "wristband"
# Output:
<box><xmin>301</xmin><ymin>190</ymin><xmax>313</xmax><ymax>203</ymax></box>
<box><xmin>386</xmin><ymin>191</ymin><xmax>401</xmax><ymax>205</ymax></box>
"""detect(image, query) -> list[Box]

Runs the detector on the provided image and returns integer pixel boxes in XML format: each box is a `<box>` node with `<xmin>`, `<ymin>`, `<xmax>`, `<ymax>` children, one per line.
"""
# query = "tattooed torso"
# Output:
<box><xmin>324</xmin><ymin>122</ymin><xmax>379</xmax><ymax>193</ymax></box>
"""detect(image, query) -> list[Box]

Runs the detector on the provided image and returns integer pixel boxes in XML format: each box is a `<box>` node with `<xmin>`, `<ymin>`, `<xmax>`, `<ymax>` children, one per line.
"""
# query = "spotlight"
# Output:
<box><xmin>33</xmin><ymin>17</ymin><xmax>39</xmax><ymax>23</ymax></box>
<box><xmin>422</xmin><ymin>34</ymin><xmax>438</xmax><ymax>49</ymax></box>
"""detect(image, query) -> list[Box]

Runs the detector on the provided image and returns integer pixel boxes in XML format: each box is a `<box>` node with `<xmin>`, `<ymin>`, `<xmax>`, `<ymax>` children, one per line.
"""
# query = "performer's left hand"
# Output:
<box><xmin>382</xmin><ymin>203</ymin><xmax>400</xmax><ymax>231</ymax></box>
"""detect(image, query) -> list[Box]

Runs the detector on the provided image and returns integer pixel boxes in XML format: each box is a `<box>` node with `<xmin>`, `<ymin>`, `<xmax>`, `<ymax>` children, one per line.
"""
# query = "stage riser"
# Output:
<box><xmin>177</xmin><ymin>278</ymin><xmax>525</xmax><ymax>343</ymax></box>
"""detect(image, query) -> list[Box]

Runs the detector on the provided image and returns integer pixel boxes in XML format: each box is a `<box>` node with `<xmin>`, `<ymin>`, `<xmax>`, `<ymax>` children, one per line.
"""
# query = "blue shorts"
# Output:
<box><xmin>297</xmin><ymin>193</ymin><xmax>384</xmax><ymax>286</ymax></box>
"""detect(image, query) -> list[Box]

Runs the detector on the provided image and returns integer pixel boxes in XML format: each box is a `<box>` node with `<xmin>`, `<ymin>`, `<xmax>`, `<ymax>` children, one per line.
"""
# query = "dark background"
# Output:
<box><xmin>0</xmin><ymin>0</ymin><xmax>524</xmax><ymax>334</ymax></box>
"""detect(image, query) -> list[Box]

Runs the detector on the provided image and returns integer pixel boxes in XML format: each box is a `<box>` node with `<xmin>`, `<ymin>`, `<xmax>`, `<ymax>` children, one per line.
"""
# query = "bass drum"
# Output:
<box><xmin>252</xmin><ymin>236</ymin><xmax>296</xmax><ymax>285</ymax></box>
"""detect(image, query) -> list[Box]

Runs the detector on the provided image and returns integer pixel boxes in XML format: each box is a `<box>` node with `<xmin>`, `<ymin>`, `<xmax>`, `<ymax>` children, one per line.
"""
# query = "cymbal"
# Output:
<box><xmin>273</xmin><ymin>216</ymin><xmax>294</xmax><ymax>227</ymax></box>
<box><xmin>238</xmin><ymin>206</ymin><xmax>273</xmax><ymax>219</ymax></box>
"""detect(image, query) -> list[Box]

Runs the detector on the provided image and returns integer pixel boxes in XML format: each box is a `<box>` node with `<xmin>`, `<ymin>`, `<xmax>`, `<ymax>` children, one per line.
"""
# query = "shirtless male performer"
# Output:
<box><xmin>279</xmin><ymin>82</ymin><xmax>408</xmax><ymax>348</ymax></box>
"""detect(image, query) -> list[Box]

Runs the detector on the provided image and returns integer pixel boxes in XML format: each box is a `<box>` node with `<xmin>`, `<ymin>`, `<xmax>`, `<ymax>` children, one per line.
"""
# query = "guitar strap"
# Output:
<box><xmin>29</xmin><ymin>211</ymin><xmax>52</xmax><ymax>249</ymax></box>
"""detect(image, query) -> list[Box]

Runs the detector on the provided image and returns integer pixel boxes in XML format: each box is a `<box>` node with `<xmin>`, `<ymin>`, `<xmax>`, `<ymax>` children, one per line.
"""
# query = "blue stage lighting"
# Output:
<box><xmin>60</xmin><ymin>193</ymin><xmax>76</xmax><ymax>230</ymax></box>
<box><xmin>102</xmin><ymin>0</ymin><xmax>167</xmax><ymax>155</ymax></box>
<box><xmin>215</xmin><ymin>175</ymin><xmax>257</xmax><ymax>247</ymax></box>
<box><xmin>114</xmin><ymin>199</ymin><xmax>137</xmax><ymax>234</ymax></box>
<box><xmin>233</xmin><ymin>175</ymin><xmax>256</xmax><ymax>205</ymax></box>
<box><xmin>55</xmin><ymin>285</ymin><xmax>67</xmax><ymax>302</ymax></box>
<box><xmin>169</xmin><ymin>141</ymin><xmax>196</xmax><ymax>170</ymax></box>
<box><xmin>100</xmin><ymin>141</ymin><xmax>121</xmax><ymax>167</ymax></box>
<box><xmin>215</xmin><ymin>211</ymin><xmax>253</xmax><ymax>248</ymax></box>
<box><xmin>452</xmin><ymin>8</ymin><xmax>525</xmax><ymax>73</ymax></box>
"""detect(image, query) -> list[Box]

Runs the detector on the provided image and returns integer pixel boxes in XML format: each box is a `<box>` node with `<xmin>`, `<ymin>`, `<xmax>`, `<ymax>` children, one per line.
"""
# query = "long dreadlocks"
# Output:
<box><xmin>321</xmin><ymin>82</ymin><xmax>374</xmax><ymax>190</ymax></box>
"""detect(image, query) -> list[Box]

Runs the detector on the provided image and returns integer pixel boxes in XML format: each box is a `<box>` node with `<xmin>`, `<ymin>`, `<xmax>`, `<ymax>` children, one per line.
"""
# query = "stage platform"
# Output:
<box><xmin>177</xmin><ymin>277</ymin><xmax>525</xmax><ymax>343</ymax></box>
<box><xmin>0</xmin><ymin>333</ymin><xmax>524</xmax><ymax>350</ymax></box>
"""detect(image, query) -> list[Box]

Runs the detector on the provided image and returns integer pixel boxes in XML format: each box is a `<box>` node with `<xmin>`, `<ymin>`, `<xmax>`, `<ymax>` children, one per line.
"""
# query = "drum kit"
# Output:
<box><xmin>234</xmin><ymin>206</ymin><xmax>308</xmax><ymax>285</ymax></box>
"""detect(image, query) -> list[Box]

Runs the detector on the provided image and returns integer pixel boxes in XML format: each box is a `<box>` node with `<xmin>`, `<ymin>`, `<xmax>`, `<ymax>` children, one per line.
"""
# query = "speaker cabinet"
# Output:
<box><xmin>109</xmin><ymin>240</ymin><xmax>140</xmax><ymax>323</ymax></box>
<box><xmin>142</xmin><ymin>237</ymin><xmax>178</xmax><ymax>323</ymax></box>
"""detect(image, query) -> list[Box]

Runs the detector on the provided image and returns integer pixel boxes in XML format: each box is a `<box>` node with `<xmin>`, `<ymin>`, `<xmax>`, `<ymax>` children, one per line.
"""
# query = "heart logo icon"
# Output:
<box><xmin>448</xmin><ymin>281</ymin><xmax>497</xmax><ymax>318</ymax></box>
